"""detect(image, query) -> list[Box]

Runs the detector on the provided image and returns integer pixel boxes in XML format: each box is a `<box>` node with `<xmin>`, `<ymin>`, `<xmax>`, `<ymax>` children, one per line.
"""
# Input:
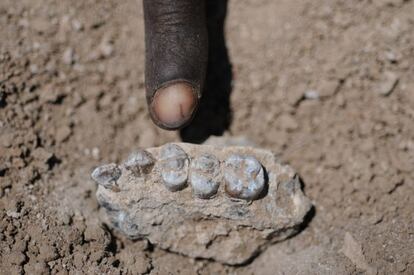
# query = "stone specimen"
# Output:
<box><xmin>92</xmin><ymin>143</ymin><xmax>312</xmax><ymax>265</ymax></box>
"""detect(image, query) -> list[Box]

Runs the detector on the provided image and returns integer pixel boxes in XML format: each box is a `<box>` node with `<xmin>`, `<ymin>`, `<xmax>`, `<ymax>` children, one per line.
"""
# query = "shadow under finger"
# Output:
<box><xmin>180</xmin><ymin>0</ymin><xmax>233</xmax><ymax>144</ymax></box>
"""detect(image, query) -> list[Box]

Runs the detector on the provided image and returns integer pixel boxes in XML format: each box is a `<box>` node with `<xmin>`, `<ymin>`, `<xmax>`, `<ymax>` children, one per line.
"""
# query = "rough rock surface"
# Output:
<box><xmin>93</xmin><ymin>143</ymin><xmax>312</xmax><ymax>265</ymax></box>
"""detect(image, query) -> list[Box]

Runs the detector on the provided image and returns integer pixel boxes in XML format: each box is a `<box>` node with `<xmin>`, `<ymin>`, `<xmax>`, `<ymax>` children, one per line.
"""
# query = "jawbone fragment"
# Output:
<box><xmin>92</xmin><ymin>143</ymin><xmax>312</xmax><ymax>265</ymax></box>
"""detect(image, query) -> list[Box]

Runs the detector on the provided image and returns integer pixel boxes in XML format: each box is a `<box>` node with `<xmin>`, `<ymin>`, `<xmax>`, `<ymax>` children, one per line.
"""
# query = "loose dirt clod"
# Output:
<box><xmin>92</xmin><ymin>143</ymin><xmax>312</xmax><ymax>265</ymax></box>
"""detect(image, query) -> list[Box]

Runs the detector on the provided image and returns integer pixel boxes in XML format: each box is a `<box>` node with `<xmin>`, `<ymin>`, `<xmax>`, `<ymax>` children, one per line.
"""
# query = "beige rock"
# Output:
<box><xmin>341</xmin><ymin>232</ymin><xmax>377</xmax><ymax>275</ymax></box>
<box><xmin>93</xmin><ymin>143</ymin><xmax>312</xmax><ymax>265</ymax></box>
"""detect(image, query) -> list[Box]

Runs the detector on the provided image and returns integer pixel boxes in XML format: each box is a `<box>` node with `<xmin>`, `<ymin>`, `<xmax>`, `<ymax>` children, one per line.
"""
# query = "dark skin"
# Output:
<box><xmin>143</xmin><ymin>0</ymin><xmax>208</xmax><ymax>130</ymax></box>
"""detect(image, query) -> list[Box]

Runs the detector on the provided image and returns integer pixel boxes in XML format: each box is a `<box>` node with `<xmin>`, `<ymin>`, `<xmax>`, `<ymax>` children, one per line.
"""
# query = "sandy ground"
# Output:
<box><xmin>1</xmin><ymin>0</ymin><xmax>413</xmax><ymax>274</ymax></box>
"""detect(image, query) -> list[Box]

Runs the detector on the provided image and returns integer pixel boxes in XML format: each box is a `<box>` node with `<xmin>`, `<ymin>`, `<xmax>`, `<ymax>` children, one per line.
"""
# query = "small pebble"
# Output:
<box><xmin>377</xmin><ymin>71</ymin><xmax>399</xmax><ymax>96</ymax></box>
<box><xmin>62</xmin><ymin>48</ymin><xmax>75</xmax><ymax>65</ymax></box>
<box><xmin>92</xmin><ymin>147</ymin><xmax>100</xmax><ymax>160</ymax></box>
<box><xmin>304</xmin><ymin>90</ymin><xmax>320</xmax><ymax>100</ymax></box>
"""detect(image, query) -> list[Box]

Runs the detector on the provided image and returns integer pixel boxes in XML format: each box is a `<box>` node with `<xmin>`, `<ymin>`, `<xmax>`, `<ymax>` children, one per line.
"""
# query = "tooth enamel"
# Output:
<box><xmin>224</xmin><ymin>154</ymin><xmax>265</xmax><ymax>200</ymax></box>
<box><xmin>158</xmin><ymin>144</ymin><xmax>189</xmax><ymax>191</ymax></box>
<box><xmin>190</xmin><ymin>154</ymin><xmax>220</xmax><ymax>199</ymax></box>
<box><xmin>123</xmin><ymin>149</ymin><xmax>155</xmax><ymax>176</ymax></box>
<box><xmin>91</xmin><ymin>163</ymin><xmax>122</xmax><ymax>189</ymax></box>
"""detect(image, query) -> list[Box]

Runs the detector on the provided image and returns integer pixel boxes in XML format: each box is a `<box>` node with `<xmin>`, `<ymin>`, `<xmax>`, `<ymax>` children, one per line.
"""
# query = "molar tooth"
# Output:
<box><xmin>224</xmin><ymin>155</ymin><xmax>265</xmax><ymax>200</ymax></box>
<box><xmin>91</xmin><ymin>163</ymin><xmax>122</xmax><ymax>189</ymax></box>
<box><xmin>115</xmin><ymin>211</ymin><xmax>140</xmax><ymax>238</ymax></box>
<box><xmin>159</xmin><ymin>144</ymin><xmax>189</xmax><ymax>191</ymax></box>
<box><xmin>190</xmin><ymin>154</ymin><xmax>220</xmax><ymax>199</ymax></box>
<box><xmin>123</xmin><ymin>149</ymin><xmax>155</xmax><ymax>176</ymax></box>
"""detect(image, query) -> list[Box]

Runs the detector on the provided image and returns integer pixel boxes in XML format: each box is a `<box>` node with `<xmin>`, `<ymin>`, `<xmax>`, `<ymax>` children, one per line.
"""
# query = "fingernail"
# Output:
<box><xmin>150</xmin><ymin>82</ymin><xmax>198</xmax><ymax>130</ymax></box>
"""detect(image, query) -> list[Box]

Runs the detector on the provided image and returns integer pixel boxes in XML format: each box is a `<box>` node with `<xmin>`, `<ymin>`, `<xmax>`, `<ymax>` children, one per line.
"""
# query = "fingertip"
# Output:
<box><xmin>149</xmin><ymin>82</ymin><xmax>198</xmax><ymax>130</ymax></box>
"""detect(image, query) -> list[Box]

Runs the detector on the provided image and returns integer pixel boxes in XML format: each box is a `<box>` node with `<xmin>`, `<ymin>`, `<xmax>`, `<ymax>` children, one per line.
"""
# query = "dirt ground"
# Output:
<box><xmin>1</xmin><ymin>0</ymin><xmax>413</xmax><ymax>274</ymax></box>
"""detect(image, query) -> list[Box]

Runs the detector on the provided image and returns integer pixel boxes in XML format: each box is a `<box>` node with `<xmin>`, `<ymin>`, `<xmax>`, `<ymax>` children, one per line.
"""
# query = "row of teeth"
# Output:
<box><xmin>91</xmin><ymin>144</ymin><xmax>266</xmax><ymax>201</ymax></box>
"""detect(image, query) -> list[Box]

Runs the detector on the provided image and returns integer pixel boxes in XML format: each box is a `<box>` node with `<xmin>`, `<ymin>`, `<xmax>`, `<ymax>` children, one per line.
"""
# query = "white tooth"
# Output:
<box><xmin>224</xmin><ymin>155</ymin><xmax>265</xmax><ymax>200</ymax></box>
<box><xmin>190</xmin><ymin>154</ymin><xmax>220</xmax><ymax>199</ymax></box>
<box><xmin>159</xmin><ymin>144</ymin><xmax>189</xmax><ymax>191</ymax></box>
<box><xmin>123</xmin><ymin>149</ymin><xmax>154</xmax><ymax>176</ymax></box>
<box><xmin>91</xmin><ymin>163</ymin><xmax>122</xmax><ymax>189</ymax></box>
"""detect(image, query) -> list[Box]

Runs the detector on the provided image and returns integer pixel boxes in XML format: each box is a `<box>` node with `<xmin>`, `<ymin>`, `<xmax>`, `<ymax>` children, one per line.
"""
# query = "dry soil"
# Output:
<box><xmin>0</xmin><ymin>0</ymin><xmax>413</xmax><ymax>274</ymax></box>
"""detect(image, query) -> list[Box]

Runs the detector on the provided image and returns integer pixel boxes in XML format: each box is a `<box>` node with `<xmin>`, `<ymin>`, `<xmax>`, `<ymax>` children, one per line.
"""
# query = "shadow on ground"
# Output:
<box><xmin>180</xmin><ymin>0</ymin><xmax>233</xmax><ymax>144</ymax></box>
